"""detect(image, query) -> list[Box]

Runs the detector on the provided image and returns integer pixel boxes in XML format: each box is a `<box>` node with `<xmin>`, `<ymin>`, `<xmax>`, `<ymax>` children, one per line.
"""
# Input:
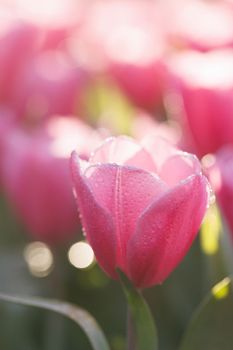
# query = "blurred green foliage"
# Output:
<box><xmin>180</xmin><ymin>277</ymin><xmax>233</xmax><ymax>350</ymax></box>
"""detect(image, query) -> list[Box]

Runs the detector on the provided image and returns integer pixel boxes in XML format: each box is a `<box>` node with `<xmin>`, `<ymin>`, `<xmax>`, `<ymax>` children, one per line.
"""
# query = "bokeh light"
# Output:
<box><xmin>68</xmin><ymin>241</ymin><xmax>95</xmax><ymax>269</ymax></box>
<box><xmin>23</xmin><ymin>241</ymin><xmax>54</xmax><ymax>277</ymax></box>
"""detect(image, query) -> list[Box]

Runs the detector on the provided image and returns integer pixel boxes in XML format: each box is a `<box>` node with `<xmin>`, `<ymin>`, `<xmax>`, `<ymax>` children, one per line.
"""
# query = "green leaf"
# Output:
<box><xmin>117</xmin><ymin>269</ymin><xmax>158</xmax><ymax>350</ymax></box>
<box><xmin>0</xmin><ymin>293</ymin><xmax>110</xmax><ymax>350</ymax></box>
<box><xmin>180</xmin><ymin>277</ymin><xmax>233</xmax><ymax>350</ymax></box>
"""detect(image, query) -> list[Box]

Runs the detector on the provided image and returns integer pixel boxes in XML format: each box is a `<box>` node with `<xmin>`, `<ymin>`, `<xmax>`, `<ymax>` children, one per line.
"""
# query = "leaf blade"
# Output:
<box><xmin>0</xmin><ymin>293</ymin><xmax>110</xmax><ymax>350</ymax></box>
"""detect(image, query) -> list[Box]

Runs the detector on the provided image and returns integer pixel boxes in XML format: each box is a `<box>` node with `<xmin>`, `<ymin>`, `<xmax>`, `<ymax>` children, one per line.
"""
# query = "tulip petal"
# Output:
<box><xmin>159</xmin><ymin>152</ymin><xmax>202</xmax><ymax>186</ymax></box>
<box><xmin>141</xmin><ymin>136</ymin><xmax>178</xmax><ymax>170</ymax></box>
<box><xmin>70</xmin><ymin>151</ymin><xmax>116</xmax><ymax>278</ymax></box>
<box><xmin>85</xmin><ymin>163</ymin><xmax>167</xmax><ymax>271</ymax></box>
<box><xmin>89</xmin><ymin>136</ymin><xmax>157</xmax><ymax>173</ymax></box>
<box><xmin>128</xmin><ymin>174</ymin><xmax>209</xmax><ymax>288</ymax></box>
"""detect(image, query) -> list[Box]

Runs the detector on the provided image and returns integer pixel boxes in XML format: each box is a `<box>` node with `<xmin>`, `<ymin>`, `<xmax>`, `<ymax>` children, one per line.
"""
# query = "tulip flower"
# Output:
<box><xmin>75</xmin><ymin>0</ymin><xmax>166</xmax><ymax>111</ymax></box>
<box><xmin>164</xmin><ymin>0</ymin><xmax>233</xmax><ymax>51</ymax></box>
<box><xmin>0</xmin><ymin>108</ymin><xmax>16</xmax><ymax>188</ymax></box>
<box><xmin>71</xmin><ymin>136</ymin><xmax>209</xmax><ymax>288</ymax></box>
<box><xmin>0</xmin><ymin>18</ymin><xmax>40</xmax><ymax>106</ymax></box>
<box><xmin>131</xmin><ymin>112</ymin><xmax>181</xmax><ymax>147</ymax></box>
<box><xmin>11</xmin><ymin>50</ymin><xmax>87</xmax><ymax>121</ymax></box>
<box><xmin>166</xmin><ymin>49</ymin><xmax>233</xmax><ymax>157</ymax></box>
<box><xmin>0</xmin><ymin>4</ymin><xmax>88</xmax><ymax>122</ymax></box>
<box><xmin>207</xmin><ymin>147</ymin><xmax>233</xmax><ymax>239</ymax></box>
<box><xmin>8</xmin><ymin>0</ymin><xmax>83</xmax><ymax>30</ymax></box>
<box><xmin>2</xmin><ymin>116</ymin><xmax>102</xmax><ymax>244</ymax></box>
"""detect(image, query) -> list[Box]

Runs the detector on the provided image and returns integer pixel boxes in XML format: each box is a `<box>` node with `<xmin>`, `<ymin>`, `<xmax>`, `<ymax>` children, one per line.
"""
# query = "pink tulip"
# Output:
<box><xmin>131</xmin><ymin>112</ymin><xmax>181</xmax><ymax>147</ymax></box>
<box><xmin>0</xmin><ymin>108</ymin><xmax>16</xmax><ymax>187</ymax></box>
<box><xmin>166</xmin><ymin>50</ymin><xmax>233</xmax><ymax>157</ymax></box>
<box><xmin>208</xmin><ymin>147</ymin><xmax>233</xmax><ymax>239</ymax></box>
<box><xmin>6</xmin><ymin>0</ymin><xmax>84</xmax><ymax>29</ymax></box>
<box><xmin>0</xmin><ymin>4</ymin><xmax>88</xmax><ymax>122</ymax></box>
<box><xmin>10</xmin><ymin>49</ymin><xmax>88</xmax><ymax>121</ymax></box>
<box><xmin>0</xmin><ymin>18</ymin><xmax>40</xmax><ymax>106</ymax></box>
<box><xmin>71</xmin><ymin>136</ymin><xmax>209</xmax><ymax>288</ymax></box>
<box><xmin>75</xmin><ymin>0</ymin><xmax>166</xmax><ymax>111</ymax></box>
<box><xmin>164</xmin><ymin>0</ymin><xmax>233</xmax><ymax>52</ymax></box>
<box><xmin>2</xmin><ymin>116</ymin><xmax>102</xmax><ymax>244</ymax></box>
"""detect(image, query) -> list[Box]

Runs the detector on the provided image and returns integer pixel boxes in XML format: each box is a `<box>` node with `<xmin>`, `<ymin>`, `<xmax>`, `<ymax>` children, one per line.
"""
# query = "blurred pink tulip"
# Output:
<box><xmin>74</xmin><ymin>0</ymin><xmax>166</xmax><ymax>111</ymax></box>
<box><xmin>131</xmin><ymin>112</ymin><xmax>181</xmax><ymax>147</ymax></box>
<box><xmin>2</xmin><ymin>116</ymin><xmax>102</xmax><ymax>244</ymax></box>
<box><xmin>71</xmin><ymin>136</ymin><xmax>209</xmax><ymax>288</ymax></box>
<box><xmin>4</xmin><ymin>0</ymin><xmax>84</xmax><ymax>29</ymax></box>
<box><xmin>0</xmin><ymin>18</ymin><xmax>40</xmax><ymax>106</ymax></box>
<box><xmin>11</xmin><ymin>50</ymin><xmax>87</xmax><ymax>121</ymax></box>
<box><xmin>208</xmin><ymin>147</ymin><xmax>233</xmax><ymax>239</ymax></box>
<box><xmin>164</xmin><ymin>0</ymin><xmax>233</xmax><ymax>52</ymax></box>
<box><xmin>0</xmin><ymin>108</ymin><xmax>16</xmax><ymax>187</ymax></box>
<box><xmin>0</xmin><ymin>3</ymin><xmax>88</xmax><ymax>122</ymax></box>
<box><xmin>166</xmin><ymin>50</ymin><xmax>233</xmax><ymax>157</ymax></box>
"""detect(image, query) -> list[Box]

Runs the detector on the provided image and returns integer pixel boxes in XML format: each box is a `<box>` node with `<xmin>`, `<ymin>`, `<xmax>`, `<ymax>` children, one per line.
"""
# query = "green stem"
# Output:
<box><xmin>117</xmin><ymin>270</ymin><xmax>158</xmax><ymax>350</ymax></box>
<box><xmin>127</xmin><ymin>307</ymin><xmax>137</xmax><ymax>350</ymax></box>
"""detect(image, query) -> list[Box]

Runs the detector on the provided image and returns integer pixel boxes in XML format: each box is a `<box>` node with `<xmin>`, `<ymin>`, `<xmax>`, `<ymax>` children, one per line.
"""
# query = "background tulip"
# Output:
<box><xmin>131</xmin><ymin>112</ymin><xmax>182</xmax><ymax>148</ymax></box>
<box><xmin>163</xmin><ymin>0</ymin><xmax>233</xmax><ymax>52</ymax></box>
<box><xmin>11</xmin><ymin>50</ymin><xmax>87</xmax><ymax>121</ymax></box>
<box><xmin>71</xmin><ymin>136</ymin><xmax>209</xmax><ymax>288</ymax></box>
<box><xmin>0</xmin><ymin>19</ymin><xmax>40</xmax><ymax>108</ymax></box>
<box><xmin>1</xmin><ymin>116</ymin><xmax>102</xmax><ymax>244</ymax></box>
<box><xmin>0</xmin><ymin>108</ymin><xmax>16</xmax><ymax>188</ymax></box>
<box><xmin>0</xmin><ymin>2</ymin><xmax>88</xmax><ymax>123</ymax></box>
<box><xmin>75</xmin><ymin>0</ymin><xmax>166</xmax><ymax>112</ymax></box>
<box><xmin>208</xmin><ymin>146</ymin><xmax>233</xmax><ymax>240</ymax></box>
<box><xmin>166</xmin><ymin>49</ymin><xmax>233</xmax><ymax>157</ymax></box>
